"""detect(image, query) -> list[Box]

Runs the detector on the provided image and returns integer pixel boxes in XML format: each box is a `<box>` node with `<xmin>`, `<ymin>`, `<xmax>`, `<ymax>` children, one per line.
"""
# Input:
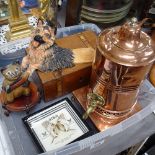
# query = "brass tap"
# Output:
<box><xmin>83</xmin><ymin>93</ymin><xmax>105</xmax><ymax>120</ymax></box>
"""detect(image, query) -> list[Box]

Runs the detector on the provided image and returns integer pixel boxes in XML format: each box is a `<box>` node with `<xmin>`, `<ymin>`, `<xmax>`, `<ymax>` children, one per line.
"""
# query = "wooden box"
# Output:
<box><xmin>34</xmin><ymin>30</ymin><xmax>97</xmax><ymax>102</ymax></box>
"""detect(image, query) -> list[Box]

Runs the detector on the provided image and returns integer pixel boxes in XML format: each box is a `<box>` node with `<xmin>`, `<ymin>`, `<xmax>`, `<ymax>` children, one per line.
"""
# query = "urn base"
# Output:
<box><xmin>72</xmin><ymin>86</ymin><xmax>141</xmax><ymax>131</ymax></box>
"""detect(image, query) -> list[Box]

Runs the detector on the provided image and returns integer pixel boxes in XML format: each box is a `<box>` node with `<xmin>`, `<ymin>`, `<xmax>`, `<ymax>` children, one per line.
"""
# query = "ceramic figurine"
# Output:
<box><xmin>21</xmin><ymin>18</ymin><xmax>96</xmax><ymax>75</ymax></box>
<box><xmin>0</xmin><ymin>61</ymin><xmax>40</xmax><ymax>115</ymax></box>
<box><xmin>21</xmin><ymin>19</ymin><xmax>74</xmax><ymax>74</ymax></box>
<box><xmin>1</xmin><ymin>61</ymin><xmax>30</xmax><ymax>103</ymax></box>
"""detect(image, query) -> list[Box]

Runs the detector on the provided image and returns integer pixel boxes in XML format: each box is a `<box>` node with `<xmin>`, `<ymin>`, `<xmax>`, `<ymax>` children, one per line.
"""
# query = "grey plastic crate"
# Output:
<box><xmin>0</xmin><ymin>24</ymin><xmax>155</xmax><ymax>155</ymax></box>
<box><xmin>38</xmin><ymin>80</ymin><xmax>155</xmax><ymax>155</ymax></box>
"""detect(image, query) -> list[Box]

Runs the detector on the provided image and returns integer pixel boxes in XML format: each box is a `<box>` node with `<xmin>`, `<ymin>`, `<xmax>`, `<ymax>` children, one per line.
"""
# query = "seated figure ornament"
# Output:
<box><xmin>1</xmin><ymin>61</ymin><xmax>30</xmax><ymax>103</ymax></box>
<box><xmin>21</xmin><ymin>19</ymin><xmax>95</xmax><ymax>75</ymax></box>
<box><xmin>0</xmin><ymin>61</ymin><xmax>40</xmax><ymax>115</ymax></box>
<box><xmin>27</xmin><ymin>0</ymin><xmax>95</xmax><ymax>74</ymax></box>
<box><xmin>22</xmin><ymin>19</ymin><xmax>74</xmax><ymax>74</ymax></box>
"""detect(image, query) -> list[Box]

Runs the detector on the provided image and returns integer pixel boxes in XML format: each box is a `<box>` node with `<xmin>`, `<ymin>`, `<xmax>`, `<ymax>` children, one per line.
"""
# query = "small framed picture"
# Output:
<box><xmin>23</xmin><ymin>98</ymin><xmax>96</xmax><ymax>153</ymax></box>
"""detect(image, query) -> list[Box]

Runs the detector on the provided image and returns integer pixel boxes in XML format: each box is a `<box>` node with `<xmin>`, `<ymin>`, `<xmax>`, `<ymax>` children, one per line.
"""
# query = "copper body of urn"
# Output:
<box><xmin>73</xmin><ymin>18</ymin><xmax>155</xmax><ymax>131</ymax></box>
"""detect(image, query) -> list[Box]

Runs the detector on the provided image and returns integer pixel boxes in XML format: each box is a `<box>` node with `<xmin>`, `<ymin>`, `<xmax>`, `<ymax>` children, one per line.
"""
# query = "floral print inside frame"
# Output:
<box><xmin>23</xmin><ymin>98</ymin><xmax>90</xmax><ymax>152</ymax></box>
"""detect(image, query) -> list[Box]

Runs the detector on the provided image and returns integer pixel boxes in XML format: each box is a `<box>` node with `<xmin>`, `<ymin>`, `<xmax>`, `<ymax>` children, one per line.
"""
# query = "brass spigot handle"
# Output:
<box><xmin>83</xmin><ymin>93</ymin><xmax>105</xmax><ymax>120</ymax></box>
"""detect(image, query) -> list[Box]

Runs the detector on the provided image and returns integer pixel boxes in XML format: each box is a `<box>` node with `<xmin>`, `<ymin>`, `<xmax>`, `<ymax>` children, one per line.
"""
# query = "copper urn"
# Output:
<box><xmin>73</xmin><ymin>18</ymin><xmax>155</xmax><ymax>131</ymax></box>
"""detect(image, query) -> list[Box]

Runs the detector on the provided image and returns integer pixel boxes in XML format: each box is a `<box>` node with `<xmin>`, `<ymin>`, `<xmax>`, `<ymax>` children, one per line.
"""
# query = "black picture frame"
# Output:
<box><xmin>23</xmin><ymin>97</ymin><xmax>98</xmax><ymax>153</ymax></box>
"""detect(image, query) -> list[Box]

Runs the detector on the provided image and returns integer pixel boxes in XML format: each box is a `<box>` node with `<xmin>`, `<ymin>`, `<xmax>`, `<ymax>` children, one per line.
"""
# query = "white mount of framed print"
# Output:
<box><xmin>23</xmin><ymin>98</ymin><xmax>97</xmax><ymax>153</ymax></box>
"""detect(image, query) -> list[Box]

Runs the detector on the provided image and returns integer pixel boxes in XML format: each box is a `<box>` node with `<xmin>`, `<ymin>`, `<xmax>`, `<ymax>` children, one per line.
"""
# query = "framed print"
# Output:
<box><xmin>23</xmin><ymin>98</ymin><xmax>96</xmax><ymax>153</ymax></box>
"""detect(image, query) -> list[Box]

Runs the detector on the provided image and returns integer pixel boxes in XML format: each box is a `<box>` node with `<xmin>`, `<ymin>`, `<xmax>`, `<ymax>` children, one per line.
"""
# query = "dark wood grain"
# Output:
<box><xmin>37</xmin><ymin>30</ymin><xmax>97</xmax><ymax>102</ymax></box>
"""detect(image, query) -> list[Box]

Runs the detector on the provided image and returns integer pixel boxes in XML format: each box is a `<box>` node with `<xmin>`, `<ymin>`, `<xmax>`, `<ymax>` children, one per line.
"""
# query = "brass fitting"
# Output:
<box><xmin>83</xmin><ymin>93</ymin><xmax>105</xmax><ymax>120</ymax></box>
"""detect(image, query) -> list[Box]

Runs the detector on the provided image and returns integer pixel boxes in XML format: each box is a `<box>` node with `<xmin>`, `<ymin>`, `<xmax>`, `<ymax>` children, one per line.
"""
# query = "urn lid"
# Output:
<box><xmin>97</xmin><ymin>18</ymin><xmax>155</xmax><ymax>66</ymax></box>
